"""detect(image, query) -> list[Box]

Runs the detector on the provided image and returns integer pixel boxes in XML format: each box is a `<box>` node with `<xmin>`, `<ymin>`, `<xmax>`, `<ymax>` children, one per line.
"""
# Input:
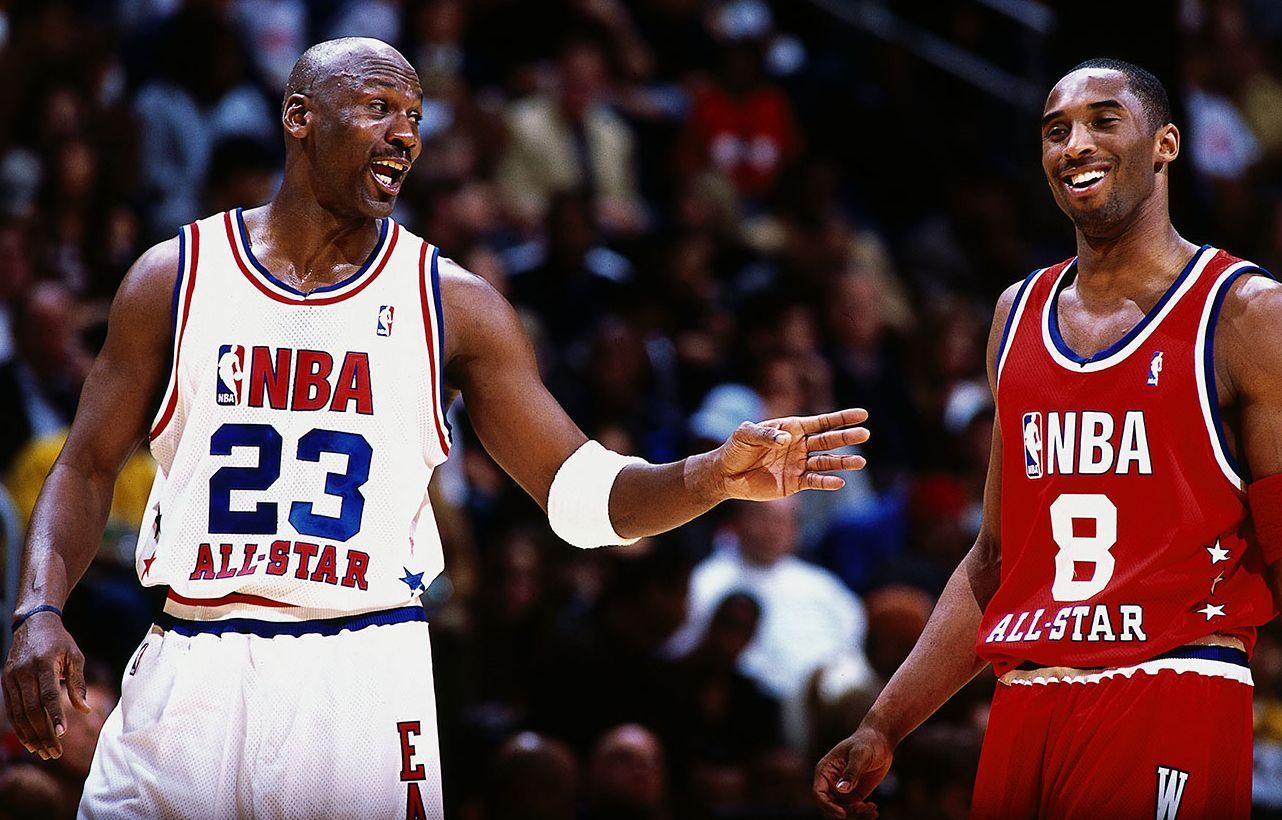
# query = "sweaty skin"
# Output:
<box><xmin>812</xmin><ymin>66</ymin><xmax>1282</xmax><ymax>819</ymax></box>
<box><xmin>2</xmin><ymin>38</ymin><xmax>871</xmax><ymax>761</ymax></box>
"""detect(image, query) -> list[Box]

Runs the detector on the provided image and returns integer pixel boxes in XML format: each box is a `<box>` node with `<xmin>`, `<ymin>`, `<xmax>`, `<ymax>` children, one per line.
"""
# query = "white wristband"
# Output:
<box><xmin>547</xmin><ymin>440</ymin><xmax>646</xmax><ymax>549</ymax></box>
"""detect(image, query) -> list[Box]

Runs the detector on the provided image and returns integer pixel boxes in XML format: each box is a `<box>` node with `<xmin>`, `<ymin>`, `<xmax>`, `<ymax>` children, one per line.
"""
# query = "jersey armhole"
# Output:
<box><xmin>150</xmin><ymin>222</ymin><xmax>201</xmax><ymax>440</ymax></box>
<box><xmin>995</xmin><ymin>267</ymin><xmax>1046</xmax><ymax>388</ymax></box>
<box><xmin>1194</xmin><ymin>263</ymin><xmax>1274</xmax><ymax>490</ymax></box>
<box><xmin>418</xmin><ymin>242</ymin><xmax>452</xmax><ymax>458</ymax></box>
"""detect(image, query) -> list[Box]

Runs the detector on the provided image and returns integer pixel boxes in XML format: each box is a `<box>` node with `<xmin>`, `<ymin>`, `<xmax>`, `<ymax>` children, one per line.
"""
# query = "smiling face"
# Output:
<box><xmin>285</xmin><ymin>40</ymin><xmax>423</xmax><ymax>219</ymax></box>
<box><xmin>1041</xmin><ymin>69</ymin><xmax>1177</xmax><ymax>238</ymax></box>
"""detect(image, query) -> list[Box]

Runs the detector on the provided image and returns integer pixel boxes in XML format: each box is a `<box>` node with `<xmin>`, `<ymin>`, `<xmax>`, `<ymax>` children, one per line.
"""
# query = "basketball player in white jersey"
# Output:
<box><xmin>2</xmin><ymin>38</ymin><xmax>870</xmax><ymax>819</ymax></box>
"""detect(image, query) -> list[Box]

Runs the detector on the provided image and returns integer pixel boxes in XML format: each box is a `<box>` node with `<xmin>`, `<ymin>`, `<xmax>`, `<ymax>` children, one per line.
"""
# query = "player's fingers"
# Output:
<box><xmin>796</xmin><ymin>408</ymin><xmax>868</xmax><ymax>434</ymax></box>
<box><xmin>838</xmin><ymin>744</ymin><xmax>873</xmax><ymax>796</ymax></box>
<box><xmin>3</xmin><ymin>675</ymin><xmax>39</xmax><ymax>754</ymax></box>
<box><xmin>807</xmin><ymin>454</ymin><xmax>866</xmax><ymax>473</ymax></box>
<box><xmin>14</xmin><ymin>674</ymin><xmax>52</xmax><ymax>758</ymax></box>
<box><xmin>806</xmin><ymin>426</ymin><xmax>870</xmax><ymax>451</ymax></box>
<box><xmin>36</xmin><ymin>666</ymin><xmax>67</xmax><ymax>751</ymax></box>
<box><xmin>64</xmin><ymin>649</ymin><xmax>91</xmax><ymax>715</ymax></box>
<box><xmin>802</xmin><ymin>473</ymin><xmax>845</xmax><ymax>491</ymax></box>
<box><xmin>27</xmin><ymin>669</ymin><xmax>61</xmax><ymax>757</ymax></box>
<box><xmin>735</xmin><ymin>421</ymin><xmax>793</xmax><ymax>447</ymax></box>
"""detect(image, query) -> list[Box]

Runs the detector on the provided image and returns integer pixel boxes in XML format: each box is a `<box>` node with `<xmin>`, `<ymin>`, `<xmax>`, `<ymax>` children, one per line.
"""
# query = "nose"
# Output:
<box><xmin>1063</xmin><ymin>120</ymin><xmax>1097</xmax><ymax>161</ymax></box>
<box><xmin>387</xmin><ymin>112</ymin><xmax>418</xmax><ymax>153</ymax></box>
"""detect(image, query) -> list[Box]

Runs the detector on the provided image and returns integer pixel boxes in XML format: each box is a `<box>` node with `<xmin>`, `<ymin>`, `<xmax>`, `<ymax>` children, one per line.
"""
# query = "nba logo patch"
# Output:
<box><xmin>216</xmin><ymin>344</ymin><xmax>245</xmax><ymax>405</ymax></box>
<box><xmin>376</xmin><ymin>305</ymin><xmax>394</xmax><ymax>337</ymax></box>
<box><xmin>1147</xmin><ymin>350</ymin><xmax>1163</xmax><ymax>386</ymax></box>
<box><xmin>1022</xmin><ymin>412</ymin><xmax>1043</xmax><ymax>479</ymax></box>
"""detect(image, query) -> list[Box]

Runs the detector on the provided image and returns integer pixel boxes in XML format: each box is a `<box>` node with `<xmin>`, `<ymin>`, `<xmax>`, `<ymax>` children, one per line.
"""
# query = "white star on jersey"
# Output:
<box><xmin>1197</xmin><ymin>603</ymin><xmax>1226</xmax><ymax>620</ymax></box>
<box><xmin>1207</xmin><ymin>541</ymin><xmax>1231</xmax><ymax>564</ymax></box>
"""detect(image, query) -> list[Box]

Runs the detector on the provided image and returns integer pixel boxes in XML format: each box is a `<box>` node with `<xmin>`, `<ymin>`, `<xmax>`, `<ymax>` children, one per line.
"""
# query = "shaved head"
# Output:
<box><xmin>283</xmin><ymin>38</ymin><xmax>416</xmax><ymax>109</ymax></box>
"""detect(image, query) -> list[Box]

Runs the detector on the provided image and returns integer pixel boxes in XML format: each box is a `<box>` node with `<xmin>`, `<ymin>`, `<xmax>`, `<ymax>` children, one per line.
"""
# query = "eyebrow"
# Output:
<box><xmin>1041</xmin><ymin>99</ymin><xmax>1125</xmax><ymax>127</ymax></box>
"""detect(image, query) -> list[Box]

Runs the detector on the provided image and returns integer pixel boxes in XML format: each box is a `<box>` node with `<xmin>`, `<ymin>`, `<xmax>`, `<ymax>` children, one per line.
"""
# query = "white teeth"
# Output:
<box><xmin>374</xmin><ymin>171</ymin><xmax>394</xmax><ymax>186</ymax></box>
<box><xmin>1070</xmin><ymin>169</ymin><xmax>1106</xmax><ymax>186</ymax></box>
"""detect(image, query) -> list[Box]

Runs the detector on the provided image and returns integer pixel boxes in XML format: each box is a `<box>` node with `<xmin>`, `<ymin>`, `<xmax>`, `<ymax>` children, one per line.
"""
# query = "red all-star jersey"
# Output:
<box><xmin>977</xmin><ymin>246</ymin><xmax>1277</xmax><ymax>676</ymax></box>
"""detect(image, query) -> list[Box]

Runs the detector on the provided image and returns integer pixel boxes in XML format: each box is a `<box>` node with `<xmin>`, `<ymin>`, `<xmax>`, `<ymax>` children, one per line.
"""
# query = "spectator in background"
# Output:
<box><xmin>527</xmin><ymin>546</ymin><xmax>691</xmax><ymax>755</ymax></box>
<box><xmin>234</xmin><ymin>0</ymin><xmax>309</xmax><ymax>95</ymax></box>
<box><xmin>662</xmin><ymin>591</ymin><xmax>784</xmax><ymax>813</ymax></box>
<box><xmin>477</xmin><ymin>731</ymin><xmax>579</xmax><ymax>820</ymax></box>
<box><xmin>497</xmin><ymin>38</ymin><xmax>645</xmax><ymax>236</ymax></box>
<box><xmin>132</xmin><ymin>3</ymin><xmax>274</xmax><ymax>236</ymax></box>
<box><xmin>0</xmin><ymin>219</ymin><xmax>35</xmax><ymax>470</ymax></box>
<box><xmin>506</xmin><ymin>189</ymin><xmax>632</xmax><ymax>350</ymax></box>
<box><xmin>324</xmin><ymin>0</ymin><xmax>403</xmax><ymax>44</ymax></box>
<box><xmin>203</xmin><ymin>136</ymin><xmax>279</xmax><ymax>215</ymax></box>
<box><xmin>584</xmin><ymin>723</ymin><xmax>671</xmax><ymax>820</ymax></box>
<box><xmin>677</xmin><ymin>4</ymin><xmax>800</xmax><ymax>206</ymax></box>
<box><xmin>665</xmin><ymin>497</ymin><xmax>874</xmax><ymax>750</ymax></box>
<box><xmin>824</xmin><ymin>268</ymin><xmax>919</xmax><ymax>485</ymax></box>
<box><xmin>6</xmin><ymin>282</ymin><xmax>91</xmax><ymax>450</ymax></box>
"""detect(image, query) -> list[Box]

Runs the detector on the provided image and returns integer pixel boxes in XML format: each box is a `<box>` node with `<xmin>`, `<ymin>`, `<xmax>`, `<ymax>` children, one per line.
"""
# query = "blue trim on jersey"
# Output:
<box><xmin>1152</xmin><ymin>644</ymin><xmax>1249</xmax><ymax>667</ymax></box>
<box><xmin>430</xmin><ymin>246</ymin><xmax>453</xmax><ymax>439</ymax></box>
<box><xmin>1203</xmin><ymin>265</ymin><xmax>1277</xmax><ymax>483</ymax></box>
<box><xmin>1048</xmin><ymin>245</ymin><xmax>1211</xmax><ymax>365</ymax></box>
<box><xmin>996</xmin><ymin>266</ymin><xmax>1043</xmax><ymax>368</ymax></box>
<box><xmin>234</xmin><ymin>208</ymin><xmax>388</xmax><ymax>295</ymax></box>
<box><xmin>1016</xmin><ymin>643</ymin><xmax>1248</xmax><ymax>672</ymax></box>
<box><xmin>156</xmin><ymin>605</ymin><xmax>427</xmax><ymax>638</ymax></box>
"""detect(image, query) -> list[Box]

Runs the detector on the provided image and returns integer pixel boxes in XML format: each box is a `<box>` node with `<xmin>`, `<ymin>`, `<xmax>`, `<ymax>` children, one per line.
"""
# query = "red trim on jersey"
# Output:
<box><xmin>150</xmin><ymin>223</ymin><xmax>201</xmax><ymax>440</ymax></box>
<box><xmin>419</xmin><ymin>242</ymin><xmax>451</xmax><ymax>455</ymax></box>
<box><xmin>224</xmin><ymin>211</ymin><xmax>400</xmax><ymax>305</ymax></box>
<box><xmin>166</xmin><ymin>589</ymin><xmax>293</xmax><ymax>609</ymax></box>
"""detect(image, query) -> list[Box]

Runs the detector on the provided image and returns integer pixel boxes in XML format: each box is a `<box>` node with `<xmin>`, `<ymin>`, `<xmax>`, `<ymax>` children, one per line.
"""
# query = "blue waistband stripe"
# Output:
<box><xmin>1016</xmin><ymin>644</ymin><xmax>1249</xmax><ymax>673</ymax></box>
<box><xmin>157</xmin><ymin>605</ymin><xmax>427</xmax><ymax>638</ymax></box>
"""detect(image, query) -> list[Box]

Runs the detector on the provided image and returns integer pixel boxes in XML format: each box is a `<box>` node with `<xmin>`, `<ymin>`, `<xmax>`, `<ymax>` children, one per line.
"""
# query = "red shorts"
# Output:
<box><xmin>972</xmin><ymin>652</ymin><xmax>1253</xmax><ymax>819</ymax></box>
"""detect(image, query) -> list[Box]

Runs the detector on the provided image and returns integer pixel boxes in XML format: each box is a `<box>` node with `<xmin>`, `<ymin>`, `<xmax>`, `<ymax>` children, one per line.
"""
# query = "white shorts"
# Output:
<box><xmin>79</xmin><ymin>606</ymin><xmax>443</xmax><ymax>819</ymax></box>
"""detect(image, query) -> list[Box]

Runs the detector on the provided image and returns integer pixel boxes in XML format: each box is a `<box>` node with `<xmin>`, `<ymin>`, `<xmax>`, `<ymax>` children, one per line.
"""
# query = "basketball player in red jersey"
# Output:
<box><xmin>0</xmin><ymin>38</ymin><xmax>871</xmax><ymax>818</ymax></box>
<box><xmin>815</xmin><ymin>58</ymin><xmax>1282</xmax><ymax>819</ymax></box>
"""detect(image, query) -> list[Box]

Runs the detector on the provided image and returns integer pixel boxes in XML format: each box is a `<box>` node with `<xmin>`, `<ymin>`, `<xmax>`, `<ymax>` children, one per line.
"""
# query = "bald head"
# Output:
<box><xmin>283</xmin><ymin>38</ymin><xmax>417</xmax><ymax>109</ymax></box>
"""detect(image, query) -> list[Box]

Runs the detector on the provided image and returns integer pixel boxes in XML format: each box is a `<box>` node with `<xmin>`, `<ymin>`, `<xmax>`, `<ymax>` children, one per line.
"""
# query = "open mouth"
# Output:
<box><xmin>370</xmin><ymin>158</ymin><xmax>410</xmax><ymax>195</ymax></box>
<box><xmin>1061</xmin><ymin>166</ymin><xmax>1109</xmax><ymax>195</ymax></box>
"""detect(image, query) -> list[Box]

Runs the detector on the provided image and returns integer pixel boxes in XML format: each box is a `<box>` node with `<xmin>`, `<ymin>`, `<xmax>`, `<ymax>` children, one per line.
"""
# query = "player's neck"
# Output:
<box><xmin>247</xmin><ymin>191</ymin><xmax>383</xmax><ymax>291</ymax></box>
<box><xmin>1071</xmin><ymin>213</ymin><xmax>1197</xmax><ymax>307</ymax></box>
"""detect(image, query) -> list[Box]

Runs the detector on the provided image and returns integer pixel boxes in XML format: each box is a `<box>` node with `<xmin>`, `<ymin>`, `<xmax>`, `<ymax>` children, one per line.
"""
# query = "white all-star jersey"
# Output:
<box><xmin>137</xmin><ymin>209</ymin><xmax>452</xmax><ymax>620</ymax></box>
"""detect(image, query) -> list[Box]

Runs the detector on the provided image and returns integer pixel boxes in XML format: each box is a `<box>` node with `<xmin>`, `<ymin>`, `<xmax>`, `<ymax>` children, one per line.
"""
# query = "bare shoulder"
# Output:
<box><xmin>116</xmin><ymin>234</ymin><xmax>184</xmax><ymax>317</ymax></box>
<box><xmin>985</xmin><ymin>276</ymin><xmax>1034</xmax><ymax>382</ymax></box>
<box><xmin>437</xmin><ymin>255</ymin><xmax>534</xmax><ymax>384</ymax></box>
<box><xmin>1217</xmin><ymin>271</ymin><xmax>1282</xmax><ymax>399</ymax></box>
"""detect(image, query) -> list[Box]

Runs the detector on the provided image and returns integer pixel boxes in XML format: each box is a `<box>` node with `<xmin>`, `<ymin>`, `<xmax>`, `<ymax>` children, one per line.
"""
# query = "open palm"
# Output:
<box><xmin>717</xmin><ymin>408</ymin><xmax>870</xmax><ymax>501</ymax></box>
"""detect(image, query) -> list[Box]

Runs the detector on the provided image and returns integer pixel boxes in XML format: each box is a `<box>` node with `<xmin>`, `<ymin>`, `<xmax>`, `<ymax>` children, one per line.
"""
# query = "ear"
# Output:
<box><xmin>1154</xmin><ymin>123</ymin><xmax>1179</xmax><ymax>171</ymax></box>
<box><xmin>283</xmin><ymin>93</ymin><xmax>312</xmax><ymax>138</ymax></box>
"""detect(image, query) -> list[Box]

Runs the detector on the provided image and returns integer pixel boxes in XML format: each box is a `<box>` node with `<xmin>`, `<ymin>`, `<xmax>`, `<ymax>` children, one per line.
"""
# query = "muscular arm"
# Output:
<box><xmin>813</xmin><ymin>281</ymin><xmax>1019</xmax><ymax>818</ymax></box>
<box><xmin>440</xmin><ymin>261</ymin><xmax>868</xmax><ymax>539</ymax></box>
<box><xmin>1217</xmin><ymin>274</ymin><xmax>1282</xmax><ymax>591</ymax></box>
<box><xmin>3</xmin><ymin>239</ymin><xmax>177</xmax><ymax>757</ymax></box>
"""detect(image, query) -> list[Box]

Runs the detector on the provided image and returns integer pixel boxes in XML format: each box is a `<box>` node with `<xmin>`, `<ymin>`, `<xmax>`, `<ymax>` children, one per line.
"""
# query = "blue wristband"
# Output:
<box><xmin>11</xmin><ymin>605</ymin><xmax>62</xmax><ymax>632</ymax></box>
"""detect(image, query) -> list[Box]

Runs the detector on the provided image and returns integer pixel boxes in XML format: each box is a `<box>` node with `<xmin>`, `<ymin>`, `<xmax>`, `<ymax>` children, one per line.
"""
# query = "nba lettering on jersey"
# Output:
<box><xmin>212</xmin><ymin>344</ymin><xmax>374</xmax><ymax>413</ymax></box>
<box><xmin>1018</xmin><ymin>410</ymin><xmax>1152</xmax><ymax>478</ymax></box>
<box><xmin>377</xmin><ymin>304</ymin><xmax>394</xmax><ymax>337</ymax></box>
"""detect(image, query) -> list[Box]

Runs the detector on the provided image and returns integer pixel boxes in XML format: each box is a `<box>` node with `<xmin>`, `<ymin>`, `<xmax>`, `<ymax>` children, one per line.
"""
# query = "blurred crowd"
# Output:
<box><xmin>3</xmin><ymin>0</ymin><xmax>1282</xmax><ymax>818</ymax></box>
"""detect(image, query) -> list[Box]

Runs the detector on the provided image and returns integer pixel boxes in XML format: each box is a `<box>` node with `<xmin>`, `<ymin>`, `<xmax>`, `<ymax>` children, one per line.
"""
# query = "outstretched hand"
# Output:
<box><xmin>713</xmin><ymin>408</ymin><xmax>869</xmax><ymax>501</ymax></box>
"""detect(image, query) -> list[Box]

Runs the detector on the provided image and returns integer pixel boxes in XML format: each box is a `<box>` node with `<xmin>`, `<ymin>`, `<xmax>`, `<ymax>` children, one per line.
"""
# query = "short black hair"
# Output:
<box><xmin>1064</xmin><ymin>58</ymin><xmax>1171</xmax><ymax>133</ymax></box>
